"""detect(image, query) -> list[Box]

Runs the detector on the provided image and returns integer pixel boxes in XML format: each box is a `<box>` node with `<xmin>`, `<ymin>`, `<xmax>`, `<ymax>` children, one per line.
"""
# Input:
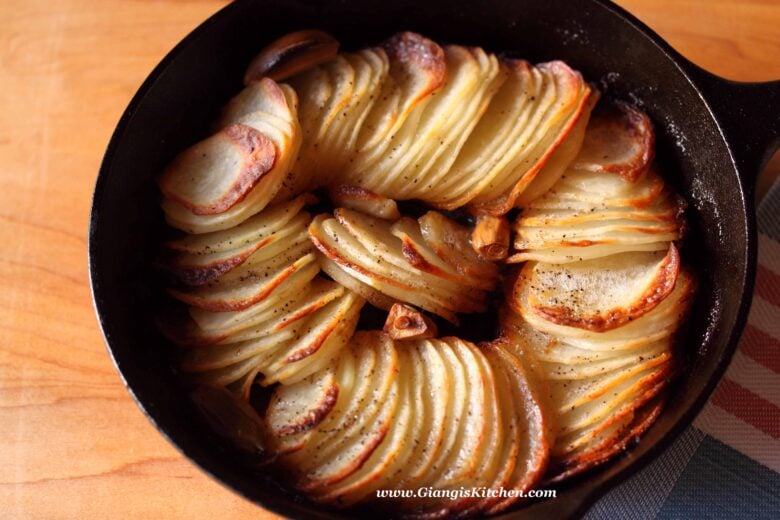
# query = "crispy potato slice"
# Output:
<box><xmin>168</xmin><ymin>239</ymin><xmax>317</xmax><ymax>311</ymax></box>
<box><xmin>180</xmin><ymin>328</ymin><xmax>297</xmax><ymax>374</ymax></box>
<box><xmin>409</xmin><ymin>49</ymin><xmax>505</xmax><ymax>202</ymax></box>
<box><xmin>549</xmin><ymin>396</ymin><xmax>665</xmax><ymax>482</ymax></box>
<box><xmin>270</xmin><ymin>345</ymin><xmax>359</xmax><ymax>455</ymax></box>
<box><xmin>525</xmin><ymin>244</ymin><xmax>680</xmax><ymax>331</ymax></box>
<box><xmin>218</xmin><ymin>77</ymin><xmax>301</xmax><ymax>128</ymax></box>
<box><xmin>317</xmin><ymin>52</ymin><xmax>378</xmax><ymax>174</ymax></box>
<box><xmin>417</xmin><ymin>211</ymin><xmax>499</xmax><ymax>280</ymax></box>
<box><xmin>352</xmin><ymin>32</ymin><xmax>445</xmax><ymax>156</ymax></box>
<box><xmin>334</xmin><ymin>210</ymin><xmax>486</xmax><ymax>311</ymax></box>
<box><xmin>513</xmin><ymin>269</ymin><xmax>694</xmax><ymax>350</ymax></box>
<box><xmin>275</xmin><ymin>303</ymin><xmax>360</xmax><ymax>386</ymax></box>
<box><xmin>367</xmin><ymin>46</ymin><xmax>503</xmax><ymax>199</ymax></box>
<box><xmin>327</xmin><ymin>184</ymin><xmax>400</xmax><ymax>220</ymax></box>
<box><xmin>290</xmin><ymin>332</ymin><xmax>399</xmax><ymax>490</ymax></box>
<box><xmin>162</xmin><ymin>84</ymin><xmax>302</xmax><ymax>233</ymax></box>
<box><xmin>483</xmin><ymin>344</ymin><xmax>550</xmax><ymax>514</ymax></box>
<box><xmin>513</xmin><ymin>91</ymin><xmax>599</xmax><ymax>207</ymax></box>
<box><xmin>467</xmin><ymin>62</ymin><xmax>592</xmax><ymax>214</ymax></box>
<box><xmin>265</xmin><ymin>367</ymin><xmax>339</xmax><ymax>437</ymax></box>
<box><xmin>435</xmin><ymin>339</ymin><xmax>503</xmax><ymax>515</ymax></box>
<box><xmin>309</xmin><ymin>210</ymin><xmax>490</xmax><ymax>321</ymax></box>
<box><xmin>393</xmin><ymin>339</ymin><xmax>450</xmax><ymax>488</ymax></box>
<box><xmin>429</xmin><ymin>339</ymin><xmax>489</xmax><ymax>489</ymax></box>
<box><xmin>335</xmin><ymin>49</ymin><xmax>390</xmax><ymax>165</ymax></box>
<box><xmin>392</xmin><ymin>216</ymin><xmax>496</xmax><ymax>291</ymax></box>
<box><xmin>177</xmin><ymin>275</ymin><xmax>338</xmax><ymax>347</ymax></box>
<box><xmin>244</xmin><ymin>30</ymin><xmax>339</xmax><ymax>84</ymax></box>
<box><xmin>510</xmin><ymin>103</ymin><xmax>684</xmax><ymax>262</ymax></box>
<box><xmin>456</xmin><ymin>345</ymin><xmax>522</xmax><ymax>516</ymax></box>
<box><xmin>312</xmin><ymin>216</ymin><xmax>467</xmax><ymax>321</ymax></box>
<box><xmin>290</xmin><ymin>55</ymin><xmax>355</xmax><ymax>181</ymax></box>
<box><xmin>517</xmin><ymin>197</ymin><xmax>680</xmax><ymax>228</ymax></box>
<box><xmin>179</xmin><ymin>284</ymin><xmax>361</xmax><ymax>392</ymax></box>
<box><xmin>309</xmin><ymin>346</ymin><xmax>415</xmax><ymax>505</ymax></box>
<box><xmin>163</xmin><ymin>209</ymin><xmax>311</xmax><ymax>286</ymax></box>
<box><xmin>165</xmin><ymin>194</ymin><xmax>312</xmax><ymax>253</ymax></box>
<box><xmin>260</xmin><ymin>291</ymin><xmax>363</xmax><ymax>386</ymax></box>
<box><xmin>573</xmin><ymin>100</ymin><xmax>655</xmax><ymax>182</ymax></box>
<box><xmin>432</xmin><ymin>59</ymin><xmax>538</xmax><ymax>207</ymax></box>
<box><xmin>158</xmin><ymin>124</ymin><xmax>276</xmax><ymax>216</ymax></box>
<box><xmin>502</xmin><ymin>260</ymin><xmax>692</xmax><ymax>480</ymax></box>
<box><xmin>402</xmin><ymin>339</ymin><xmax>470</xmax><ymax>509</ymax></box>
<box><xmin>316</xmin><ymin>253</ymin><xmax>399</xmax><ymax>310</ymax></box>
<box><xmin>185</xmin><ymin>264</ymin><xmax>319</xmax><ymax>341</ymax></box>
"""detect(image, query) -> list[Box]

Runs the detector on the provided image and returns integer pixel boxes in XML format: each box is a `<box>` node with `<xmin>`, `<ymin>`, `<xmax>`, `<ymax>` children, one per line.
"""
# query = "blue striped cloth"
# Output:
<box><xmin>586</xmin><ymin>180</ymin><xmax>780</xmax><ymax>519</ymax></box>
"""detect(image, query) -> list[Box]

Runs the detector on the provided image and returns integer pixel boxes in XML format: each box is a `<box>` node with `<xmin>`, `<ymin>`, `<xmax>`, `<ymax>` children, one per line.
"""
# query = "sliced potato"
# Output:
<box><xmin>168</xmin><ymin>244</ymin><xmax>317</xmax><ymax>312</ymax></box>
<box><xmin>351</xmin><ymin>32</ymin><xmax>445</xmax><ymax>158</ymax></box>
<box><xmin>512</xmin><ymin>269</ymin><xmax>694</xmax><ymax>350</ymax></box>
<box><xmin>289</xmin><ymin>332</ymin><xmax>399</xmax><ymax>490</ymax></box>
<box><xmin>433</xmin><ymin>59</ymin><xmax>538</xmax><ymax>207</ymax></box>
<box><xmin>572</xmin><ymin>100</ymin><xmax>655</xmax><ymax>182</ymax></box>
<box><xmin>186</xmin><ymin>263</ymin><xmax>319</xmax><ymax>343</ymax></box>
<box><xmin>366</xmin><ymin>45</ymin><xmax>503</xmax><ymax>200</ymax></box>
<box><xmin>502</xmin><ymin>260</ymin><xmax>692</xmax><ymax>479</ymax></box>
<box><xmin>510</xmin><ymin>99</ymin><xmax>684</xmax><ymax>263</ymax></box>
<box><xmin>162</xmin><ymin>81</ymin><xmax>302</xmax><ymax>233</ymax></box>
<box><xmin>158</xmin><ymin>124</ymin><xmax>276</xmax><ymax>216</ymax></box>
<box><xmin>309</xmin><ymin>346</ymin><xmax>415</xmax><ymax>505</ymax></box>
<box><xmin>326</xmin><ymin>184</ymin><xmax>400</xmax><ymax>220</ymax></box>
<box><xmin>265</xmin><ymin>367</ymin><xmax>339</xmax><ymax>437</ymax></box>
<box><xmin>417</xmin><ymin>211</ymin><xmax>499</xmax><ymax>280</ymax></box>
<box><xmin>308</xmin><ymin>209</ymin><xmax>492</xmax><ymax>321</ymax></box>
<box><xmin>524</xmin><ymin>244</ymin><xmax>680</xmax><ymax>331</ymax></box>
<box><xmin>513</xmin><ymin>90</ymin><xmax>599</xmax><ymax>207</ymax></box>
<box><xmin>482</xmin><ymin>344</ymin><xmax>550</xmax><ymax>514</ymax></box>
<box><xmin>243</xmin><ymin>30</ymin><xmax>339</xmax><ymax>84</ymax></box>
<box><xmin>163</xmin><ymin>205</ymin><xmax>312</xmax><ymax>286</ymax></box>
<box><xmin>179</xmin><ymin>283</ymin><xmax>362</xmax><ymax>392</ymax></box>
<box><xmin>259</xmin><ymin>291</ymin><xmax>364</xmax><ymax>385</ymax></box>
<box><xmin>468</xmin><ymin>61</ymin><xmax>592</xmax><ymax>214</ymax></box>
<box><xmin>393</xmin><ymin>339</ymin><xmax>450</xmax><ymax>489</ymax></box>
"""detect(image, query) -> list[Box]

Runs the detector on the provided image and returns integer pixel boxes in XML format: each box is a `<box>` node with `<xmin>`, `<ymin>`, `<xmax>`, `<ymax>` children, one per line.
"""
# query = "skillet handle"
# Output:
<box><xmin>682</xmin><ymin>63</ymin><xmax>780</xmax><ymax>192</ymax></box>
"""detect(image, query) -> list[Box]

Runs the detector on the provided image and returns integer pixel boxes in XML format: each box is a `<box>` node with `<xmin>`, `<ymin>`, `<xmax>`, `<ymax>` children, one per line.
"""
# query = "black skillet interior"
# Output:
<box><xmin>89</xmin><ymin>0</ymin><xmax>778</xmax><ymax>517</ymax></box>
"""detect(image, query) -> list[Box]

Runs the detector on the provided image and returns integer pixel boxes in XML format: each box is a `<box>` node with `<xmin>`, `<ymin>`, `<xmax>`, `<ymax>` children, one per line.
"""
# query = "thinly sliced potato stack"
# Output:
<box><xmin>160</xmin><ymin>195</ymin><xmax>364</xmax><ymax>392</ymax></box>
<box><xmin>449</xmin><ymin>61</ymin><xmax>594</xmax><ymax>214</ymax></box>
<box><xmin>162</xmin><ymin>194</ymin><xmax>314</xmax><ymax>286</ymax></box>
<box><xmin>510</xmin><ymin>101</ymin><xmax>685</xmax><ymax>263</ymax></box>
<box><xmin>501</xmin><ymin>260</ymin><xmax>694</xmax><ymax>480</ymax></box>
<box><xmin>347</xmin><ymin>44</ymin><xmax>504</xmax><ymax>200</ymax></box>
<box><xmin>161</xmin><ymin>78</ymin><xmax>302</xmax><ymax>233</ymax></box>
<box><xmin>153</xmin><ymin>29</ymin><xmax>698</xmax><ymax>516</ymax></box>
<box><xmin>176</xmin><ymin>279</ymin><xmax>363</xmax><ymax>394</ymax></box>
<box><xmin>167</xmin><ymin>209</ymin><xmax>317</xmax><ymax>312</ymax></box>
<box><xmin>264</xmin><ymin>332</ymin><xmax>549</xmax><ymax>516</ymax></box>
<box><xmin>520</xmin><ymin>244</ymin><xmax>680</xmax><ymax>332</ymax></box>
<box><xmin>347</xmin><ymin>33</ymin><xmax>446</xmax><ymax>177</ymax></box>
<box><xmin>309</xmin><ymin>208</ymin><xmax>498</xmax><ymax>322</ymax></box>
<box><xmin>250</xmin><ymin>31</ymin><xmax>596</xmax><ymax>214</ymax></box>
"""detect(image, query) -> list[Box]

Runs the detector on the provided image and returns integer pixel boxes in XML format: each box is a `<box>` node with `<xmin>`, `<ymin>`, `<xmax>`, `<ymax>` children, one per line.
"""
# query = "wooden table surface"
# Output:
<box><xmin>1</xmin><ymin>1</ymin><xmax>778</xmax><ymax>518</ymax></box>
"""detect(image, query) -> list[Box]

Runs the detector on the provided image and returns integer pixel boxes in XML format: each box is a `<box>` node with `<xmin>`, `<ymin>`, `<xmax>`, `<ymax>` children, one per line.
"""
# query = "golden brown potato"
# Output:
<box><xmin>501</xmin><ymin>267</ymin><xmax>694</xmax><ymax>480</ymax></box>
<box><xmin>264</xmin><ymin>333</ymin><xmax>549</xmax><ymax>516</ymax></box>
<box><xmin>308</xmin><ymin>208</ymin><xmax>497</xmax><ymax>322</ymax></box>
<box><xmin>162</xmin><ymin>79</ymin><xmax>302</xmax><ymax>233</ymax></box>
<box><xmin>152</xmin><ymin>30</ymin><xmax>697</xmax><ymax>517</ymax></box>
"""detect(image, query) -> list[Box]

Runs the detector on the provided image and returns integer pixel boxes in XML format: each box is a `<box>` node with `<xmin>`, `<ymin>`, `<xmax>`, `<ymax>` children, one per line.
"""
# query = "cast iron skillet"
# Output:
<box><xmin>89</xmin><ymin>0</ymin><xmax>780</xmax><ymax>517</ymax></box>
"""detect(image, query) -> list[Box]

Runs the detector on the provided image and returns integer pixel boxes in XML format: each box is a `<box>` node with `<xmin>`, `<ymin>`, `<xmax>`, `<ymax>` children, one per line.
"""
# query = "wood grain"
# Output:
<box><xmin>0</xmin><ymin>1</ymin><xmax>777</xmax><ymax>518</ymax></box>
